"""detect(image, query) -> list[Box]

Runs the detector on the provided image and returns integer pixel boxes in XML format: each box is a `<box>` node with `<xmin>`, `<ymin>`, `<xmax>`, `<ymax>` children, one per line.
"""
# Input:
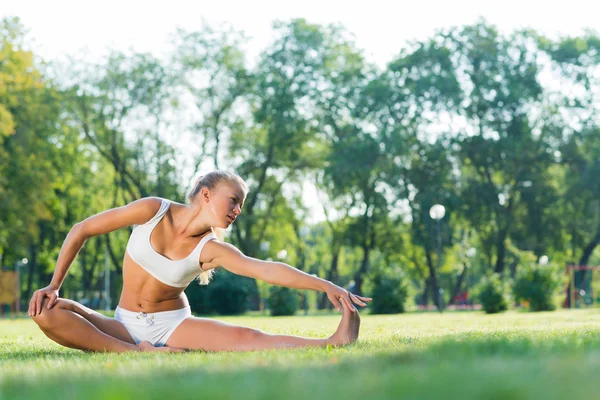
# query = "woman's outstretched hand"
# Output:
<box><xmin>28</xmin><ymin>285</ymin><xmax>60</xmax><ymax>317</ymax></box>
<box><xmin>324</xmin><ymin>282</ymin><xmax>372</xmax><ymax>312</ymax></box>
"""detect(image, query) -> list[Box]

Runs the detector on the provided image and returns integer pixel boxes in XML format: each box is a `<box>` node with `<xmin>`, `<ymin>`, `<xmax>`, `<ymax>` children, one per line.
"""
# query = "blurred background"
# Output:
<box><xmin>1</xmin><ymin>0</ymin><xmax>599</xmax><ymax>317</ymax></box>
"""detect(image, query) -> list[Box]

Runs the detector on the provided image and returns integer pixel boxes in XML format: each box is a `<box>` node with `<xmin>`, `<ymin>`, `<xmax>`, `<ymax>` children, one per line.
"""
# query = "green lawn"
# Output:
<box><xmin>2</xmin><ymin>309</ymin><xmax>600</xmax><ymax>400</ymax></box>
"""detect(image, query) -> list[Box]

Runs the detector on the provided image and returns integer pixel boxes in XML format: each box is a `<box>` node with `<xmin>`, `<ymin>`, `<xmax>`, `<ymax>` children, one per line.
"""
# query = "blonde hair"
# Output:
<box><xmin>187</xmin><ymin>170</ymin><xmax>248</xmax><ymax>204</ymax></box>
<box><xmin>187</xmin><ymin>171</ymin><xmax>248</xmax><ymax>285</ymax></box>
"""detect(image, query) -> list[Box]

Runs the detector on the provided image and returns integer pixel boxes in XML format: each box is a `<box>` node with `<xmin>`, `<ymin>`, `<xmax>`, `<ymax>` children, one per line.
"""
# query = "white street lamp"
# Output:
<box><xmin>429</xmin><ymin>204</ymin><xmax>445</xmax><ymax>312</ymax></box>
<box><xmin>429</xmin><ymin>204</ymin><xmax>446</xmax><ymax>220</ymax></box>
<box><xmin>14</xmin><ymin>258</ymin><xmax>28</xmax><ymax>314</ymax></box>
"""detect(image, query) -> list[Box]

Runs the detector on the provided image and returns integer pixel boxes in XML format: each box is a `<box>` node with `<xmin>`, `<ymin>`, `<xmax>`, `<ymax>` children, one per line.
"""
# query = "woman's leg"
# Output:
<box><xmin>31</xmin><ymin>297</ymin><xmax>176</xmax><ymax>353</ymax></box>
<box><xmin>166</xmin><ymin>302</ymin><xmax>361</xmax><ymax>352</ymax></box>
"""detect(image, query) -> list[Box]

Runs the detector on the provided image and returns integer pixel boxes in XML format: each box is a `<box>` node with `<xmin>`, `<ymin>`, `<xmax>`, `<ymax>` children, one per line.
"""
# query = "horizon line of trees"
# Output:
<box><xmin>1</xmin><ymin>16</ymin><xmax>600</xmax><ymax>313</ymax></box>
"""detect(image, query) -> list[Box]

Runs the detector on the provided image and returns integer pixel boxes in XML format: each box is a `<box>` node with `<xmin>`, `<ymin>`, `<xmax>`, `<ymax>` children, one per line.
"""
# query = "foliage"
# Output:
<box><xmin>3</xmin><ymin>15</ymin><xmax>600</xmax><ymax>315</ymax></box>
<box><xmin>369</xmin><ymin>271</ymin><xmax>409</xmax><ymax>314</ymax></box>
<box><xmin>267</xmin><ymin>286</ymin><xmax>299</xmax><ymax>316</ymax></box>
<box><xmin>473</xmin><ymin>274</ymin><xmax>511</xmax><ymax>314</ymax></box>
<box><xmin>513</xmin><ymin>263</ymin><xmax>564</xmax><ymax>311</ymax></box>
<box><xmin>185</xmin><ymin>269</ymin><xmax>256</xmax><ymax>315</ymax></box>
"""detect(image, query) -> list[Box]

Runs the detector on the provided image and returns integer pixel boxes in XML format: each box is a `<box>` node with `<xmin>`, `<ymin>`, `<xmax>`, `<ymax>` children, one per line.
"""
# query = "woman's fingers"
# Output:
<box><xmin>47</xmin><ymin>293</ymin><xmax>57</xmax><ymax>309</ymax></box>
<box><xmin>349</xmin><ymin>293</ymin><xmax>372</xmax><ymax>302</ymax></box>
<box><xmin>342</xmin><ymin>295</ymin><xmax>356</xmax><ymax>311</ymax></box>
<box><xmin>350</xmin><ymin>293</ymin><xmax>372</xmax><ymax>305</ymax></box>
<box><xmin>35</xmin><ymin>294</ymin><xmax>42</xmax><ymax>316</ymax></box>
<box><xmin>35</xmin><ymin>292</ymin><xmax>47</xmax><ymax>316</ymax></box>
<box><xmin>329</xmin><ymin>295</ymin><xmax>342</xmax><ymax>312</ymax></box>
<box><xmin>350</xmin><ymin>294</ymin><xmax>367</xmax><ymax>307</ymax></box>
<box><xmin>328</xmin><ymin>287</ymin><xmax>372</xmax><ymax>312</ymax></box>
<box><xmin>344</xmin><ymin>291</ymin><xmax>368</xmax><ymax>307</ymax></box>
<box><xmin>336</xmin><ymin>296</ymin><xmax>350</xmax><ymax>311</ymax></box>
<box><xmin>30</xmin><ymin>292</ymin><xmax>41</xmax><ymax>316</ymax></box>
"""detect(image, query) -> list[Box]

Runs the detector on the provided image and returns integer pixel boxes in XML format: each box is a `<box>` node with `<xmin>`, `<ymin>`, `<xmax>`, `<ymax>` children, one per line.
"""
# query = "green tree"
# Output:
<box><xmin>450</xmin><ymin>21</ymin><xmax>556</xmax><ymax>274</ymax></box>
<box><xmin>172</xmin><ymin>24</ymin><xmax>251</xmax><ymax>171</ymax></box>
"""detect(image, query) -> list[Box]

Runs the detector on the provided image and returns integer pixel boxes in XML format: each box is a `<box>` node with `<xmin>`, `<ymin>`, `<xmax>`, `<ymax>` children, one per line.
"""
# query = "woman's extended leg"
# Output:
<box><xmin>31</xmin><ymin>298</ymin><xmax>176</xmax><ymax>353</ymax></box>
<box><xmin>166</xmin><ymin>302</ymin><xmax>361</xmax><ymax>352</ymax></box>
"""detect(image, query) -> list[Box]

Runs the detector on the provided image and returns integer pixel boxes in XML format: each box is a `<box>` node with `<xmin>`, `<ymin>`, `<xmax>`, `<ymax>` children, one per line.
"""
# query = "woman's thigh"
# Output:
<box><xmin>52</xmin><ymin>298</ymin><xmax>136</xmax><ymax>344</ymax></box>
<box><xmin>165</xmin><ymin>317</ymin><xmax>260</xmax><ymax>352</ymax></box>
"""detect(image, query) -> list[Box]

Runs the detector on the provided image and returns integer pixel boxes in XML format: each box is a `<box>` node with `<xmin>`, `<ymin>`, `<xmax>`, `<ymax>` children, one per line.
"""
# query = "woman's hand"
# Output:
<box><xmin>28</xmin><ymin>285</ymin><xmax>60</xmax><ymax>317</ymax></box>
<box><xmin>324</xmin><ymin>282</ymin><xmax>372</xmax><ymax>312</ymax></box>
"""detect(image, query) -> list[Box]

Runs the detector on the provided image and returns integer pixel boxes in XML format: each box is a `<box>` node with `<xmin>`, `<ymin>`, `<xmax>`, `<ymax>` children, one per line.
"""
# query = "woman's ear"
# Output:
<box><xmin>201</xmin><ymin>187</ymin><xmax>211</xmax><ymax>203</ymax></box>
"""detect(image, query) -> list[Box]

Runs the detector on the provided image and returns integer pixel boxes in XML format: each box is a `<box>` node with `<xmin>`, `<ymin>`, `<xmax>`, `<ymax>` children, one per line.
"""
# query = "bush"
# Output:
<box><xmin>267</xmin><ymin>286</ymin><xmax>299</xmax><ymax>316</ymax></box>
<box><xmin>185</xmin><ymin>269</ymin><xmax>254</xmax><ymax>315</ymax></box>
<box><xmin>370</xmin><ymin>273</ymin><xmax>409</xmax><ymax>314</ymax></box>
<box><xmin>513</xmin><ymin>263</ymin><xmax>562</xmax><ymax>311</ymax></box>
<box><xmin>474</xmin><ymin>274</ymin><xmax>510</xmax><ymax>314</ymax></box>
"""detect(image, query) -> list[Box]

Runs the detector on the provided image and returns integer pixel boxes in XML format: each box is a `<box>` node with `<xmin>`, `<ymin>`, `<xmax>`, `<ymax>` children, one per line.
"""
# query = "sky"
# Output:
<box><xmin>2</xmin><ymin>0</ymin><xmax>598</xmax><ymax>223</ymax></box>
<box><xmin>3</xmin><ymin>0</ymin><xmax>598</xmax><ymax>69</ymax></box>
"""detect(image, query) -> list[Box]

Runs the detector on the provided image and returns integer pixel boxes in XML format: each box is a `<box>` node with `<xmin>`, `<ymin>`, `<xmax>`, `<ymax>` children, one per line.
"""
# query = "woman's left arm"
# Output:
<box><xmin>205</xmin><ymin>241</ymin><xmax>371</xmax><ymax>311</ymax></box>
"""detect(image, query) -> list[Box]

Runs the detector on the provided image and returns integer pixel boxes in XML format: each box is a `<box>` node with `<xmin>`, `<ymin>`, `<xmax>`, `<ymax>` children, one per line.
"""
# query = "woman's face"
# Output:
<box><xmin>204</xmin><ymin>182</ymin><xmax>245</xmax><ymax>228</ymax></box>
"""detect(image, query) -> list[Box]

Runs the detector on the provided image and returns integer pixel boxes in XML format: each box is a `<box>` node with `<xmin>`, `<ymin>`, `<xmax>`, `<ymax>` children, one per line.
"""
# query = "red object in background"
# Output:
<box><xmin>453</xmin><ymin>291</ymin><xmax>468</xmax><ymax>305</ymax></box>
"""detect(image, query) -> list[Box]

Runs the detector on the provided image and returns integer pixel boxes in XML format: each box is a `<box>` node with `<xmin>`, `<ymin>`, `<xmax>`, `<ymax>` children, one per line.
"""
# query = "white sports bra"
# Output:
<box><xmin>126</xmin><ymin>198</ymin><xmax>217</xmax><ymax>288</ymax></box>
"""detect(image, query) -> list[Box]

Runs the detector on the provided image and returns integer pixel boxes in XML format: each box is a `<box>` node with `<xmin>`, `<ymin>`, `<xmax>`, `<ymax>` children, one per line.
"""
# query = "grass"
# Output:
<box><xmin>2</xmin><ymin>309</ymin><xmax>600</xmax><ymax>399</ymax></box>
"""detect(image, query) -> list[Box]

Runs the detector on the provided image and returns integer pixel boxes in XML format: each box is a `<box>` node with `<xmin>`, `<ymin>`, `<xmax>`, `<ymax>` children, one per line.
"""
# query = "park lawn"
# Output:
<box><xmin>2</xmin><ymin>310</ymin><xmax>600</xmax><ymax>400</ymax></box>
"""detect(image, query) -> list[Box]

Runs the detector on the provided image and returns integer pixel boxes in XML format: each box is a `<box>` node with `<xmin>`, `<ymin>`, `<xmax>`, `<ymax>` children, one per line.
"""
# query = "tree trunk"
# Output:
<box><xmin>26</xmin><ymin>245</ymin><xmax>37</xmax><ymax>299</ymax></box>
<box><xmin>449</xmin><ymin>263</ymin><xmax>468</xmax><ymax>305</ymax></box>
<box><xmin>494</xmin><ymin>230</ymin><xmax>508</xmax><ymax>274</ymax></box>
<box><xmin>318</xmin><ymin>247</ymin><xmax>340</xmax><ymax>309</ymax></box>
<box><xmin>574</xmin><ymin>228</ymin><xmax>600</xmax><ymax>295</ymax></box>
<box><xmin>352</xmin><ymin>244</ymin><xmax>371</xmax><ymax>297</ymax></box>
<box><xmin>421</xmin><ymin>276</ymin><xmax>430</xmax><ymax>306</ymax></box>
<box><xmin>578</xmin><ymin>229</ymin><xmax>600</xmax><ymax>267</ymax></box>
<box><xmin>424</xmin><ymin>246</ymin><xmax>441</xmax><ymax>309</ymax></box>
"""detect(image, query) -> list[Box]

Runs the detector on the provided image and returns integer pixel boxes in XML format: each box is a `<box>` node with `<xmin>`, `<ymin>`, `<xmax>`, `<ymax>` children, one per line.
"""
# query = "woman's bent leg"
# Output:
<box><xmin>31</xmin><ymin>297</ymin><xmax>139</xmax><ymax>353</ymax></box>
<box><xmin>166</xmin><ymin>303</ymin><xmax>360</xmax><ymax>352</ymax></box>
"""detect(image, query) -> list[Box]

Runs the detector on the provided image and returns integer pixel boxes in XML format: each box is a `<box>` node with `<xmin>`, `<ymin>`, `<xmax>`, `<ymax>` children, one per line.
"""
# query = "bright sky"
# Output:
<box><xmin>2</xmin><ymin>0</ymin><xmax>597</xmax><ymax>223</ymax></box>
<box><xmin>2</xmin><ymin>0</ymin><xmax>597</xmax><ymax>69</ymax></box>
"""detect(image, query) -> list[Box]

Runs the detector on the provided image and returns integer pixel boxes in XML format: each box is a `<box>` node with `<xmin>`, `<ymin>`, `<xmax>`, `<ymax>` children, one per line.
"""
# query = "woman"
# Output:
<box><xmin>29</xmin><ymin>171</ymin><xmax>369</xmax><ymax>353</ymax></box>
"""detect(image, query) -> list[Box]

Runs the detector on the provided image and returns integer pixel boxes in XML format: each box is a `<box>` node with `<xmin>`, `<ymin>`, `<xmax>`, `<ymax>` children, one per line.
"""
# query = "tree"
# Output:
<box><xmin>450</xmin><ymin>21</ymin><xmax>556</xmax><ymax>274</ymax></box>
<box><xmin>540</xmin><ymin>32</ymin><xmax>600</xmax><ymax>268</ymax></box>
<box><xmin>172</xmin><ymin>24</ymin><xmax>251</xmax><ymax>171</ymax></box>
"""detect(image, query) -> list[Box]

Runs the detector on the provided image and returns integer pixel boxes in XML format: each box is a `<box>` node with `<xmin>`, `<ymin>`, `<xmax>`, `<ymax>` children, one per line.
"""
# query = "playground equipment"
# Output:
<box><xmin>565</xmin><ymin>265</ymin><xmax>600</xmax><ymax>308</ymax></box>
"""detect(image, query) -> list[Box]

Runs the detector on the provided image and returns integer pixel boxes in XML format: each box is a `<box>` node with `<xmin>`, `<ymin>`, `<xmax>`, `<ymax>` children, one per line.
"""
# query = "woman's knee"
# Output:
<box><xmin>31</xmin><ymin>298</ymin><xmax>68</xmax><ymax>327</ymax></box>
<box><xmin>236</xmin><ymin>326</ymin><xmax>264</xmax><ymax>342</ymax></box>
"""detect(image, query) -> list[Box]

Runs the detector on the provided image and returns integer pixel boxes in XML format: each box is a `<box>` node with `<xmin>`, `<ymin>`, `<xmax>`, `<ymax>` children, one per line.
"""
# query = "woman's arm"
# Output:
<box><xmin>207</xmin><ymin>241</ymin><xmax>328</xmax><ymax>290</ymax></box>
<box><xmin>203</xmin><ymin>241</ymin><xmax>371</xmax><ymax>311</ymax></box>
<box><xmin>29</xmin><ymin>197</ymin><xmax>162</xmax><ymax>316</ymax></box>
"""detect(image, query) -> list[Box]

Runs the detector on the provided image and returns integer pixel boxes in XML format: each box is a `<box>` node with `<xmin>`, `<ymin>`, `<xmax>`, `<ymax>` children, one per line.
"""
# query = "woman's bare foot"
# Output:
<box><xmin>326</xmin><ymin>302</ymin><xmax>361</xmax><ymax>346</ymax></box>
<box><xmin>136</xmin><ymin>340</ymin><xmax>185</xmax><ymax>353</ymax></box>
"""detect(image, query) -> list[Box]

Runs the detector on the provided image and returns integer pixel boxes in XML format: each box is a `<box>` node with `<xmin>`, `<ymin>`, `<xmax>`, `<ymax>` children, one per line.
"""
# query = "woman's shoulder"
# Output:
<box><xmin>130</xmin><ymin>197</ymin><xmax>166</xmax><ymax>212</ymax></box>
<box><xmin>126</xmin><ymin>197</ymin><xmax>170</xmax><ymax>226</ymax></box>
<box><xmin>136</xmin><ymin>196</ymin><xmax>189</xmax><ymax>210</ymax></box>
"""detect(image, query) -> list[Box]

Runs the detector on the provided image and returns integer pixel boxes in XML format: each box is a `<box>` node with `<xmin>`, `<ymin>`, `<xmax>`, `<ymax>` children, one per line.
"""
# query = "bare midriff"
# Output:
<box><xmin>117</xmin><ymin>252</ymin><xmax>189</xmax><ymax>313</ymax></box>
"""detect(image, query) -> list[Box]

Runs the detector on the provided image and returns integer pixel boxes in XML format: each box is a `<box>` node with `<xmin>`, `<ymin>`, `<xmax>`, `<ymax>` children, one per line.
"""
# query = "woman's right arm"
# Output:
<box><xmin>28</xmin><ymin>197</ymin><xmax>162</xmax><ymax>316</ymax></box>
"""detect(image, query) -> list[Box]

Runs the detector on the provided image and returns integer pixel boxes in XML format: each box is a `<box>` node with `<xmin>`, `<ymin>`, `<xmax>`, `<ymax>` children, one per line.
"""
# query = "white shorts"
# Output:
<box><xmin>114</xmin><ymin>306</ymin><xmax>191</xmax><ymax>347</ymax></box>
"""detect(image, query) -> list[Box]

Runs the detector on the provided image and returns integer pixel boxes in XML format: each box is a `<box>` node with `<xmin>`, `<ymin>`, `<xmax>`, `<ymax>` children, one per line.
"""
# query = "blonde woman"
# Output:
<box><xmin>29</xmin><ymin>171</ymin><xmax>369</xmax><ymax>352</ymax></box>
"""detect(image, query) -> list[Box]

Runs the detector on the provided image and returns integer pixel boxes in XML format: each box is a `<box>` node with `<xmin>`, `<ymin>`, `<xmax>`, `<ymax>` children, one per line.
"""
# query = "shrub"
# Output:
<box><xmin>513</xmin><ymin>263</ymin><xmax>562</xmax><ymax>311</ymax></box>
<box><xmin>185</xmin><ymin>269</ymin><xmax>253</xmax><ymax>315</ymax></box>
<box><xmin>267</xmin><ymin>286</ymin><xmax>299</xmax><ymax>316</ymax></box>
<box><xmin>370</xmin><ymin>273</ymin><xmax>409</xmax><ymax>314</ymax></box>
<box><xmin>474</xmin><ymin>274</ymin><xmax>510</xmax><ymax>314</ymax></box>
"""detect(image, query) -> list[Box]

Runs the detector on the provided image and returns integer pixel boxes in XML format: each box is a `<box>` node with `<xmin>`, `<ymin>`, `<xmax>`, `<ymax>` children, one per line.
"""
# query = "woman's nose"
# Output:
<box><xmin>233</xmin><ymin>204</ymin><xmax>242</xmax><ymax>215</ymax></box>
